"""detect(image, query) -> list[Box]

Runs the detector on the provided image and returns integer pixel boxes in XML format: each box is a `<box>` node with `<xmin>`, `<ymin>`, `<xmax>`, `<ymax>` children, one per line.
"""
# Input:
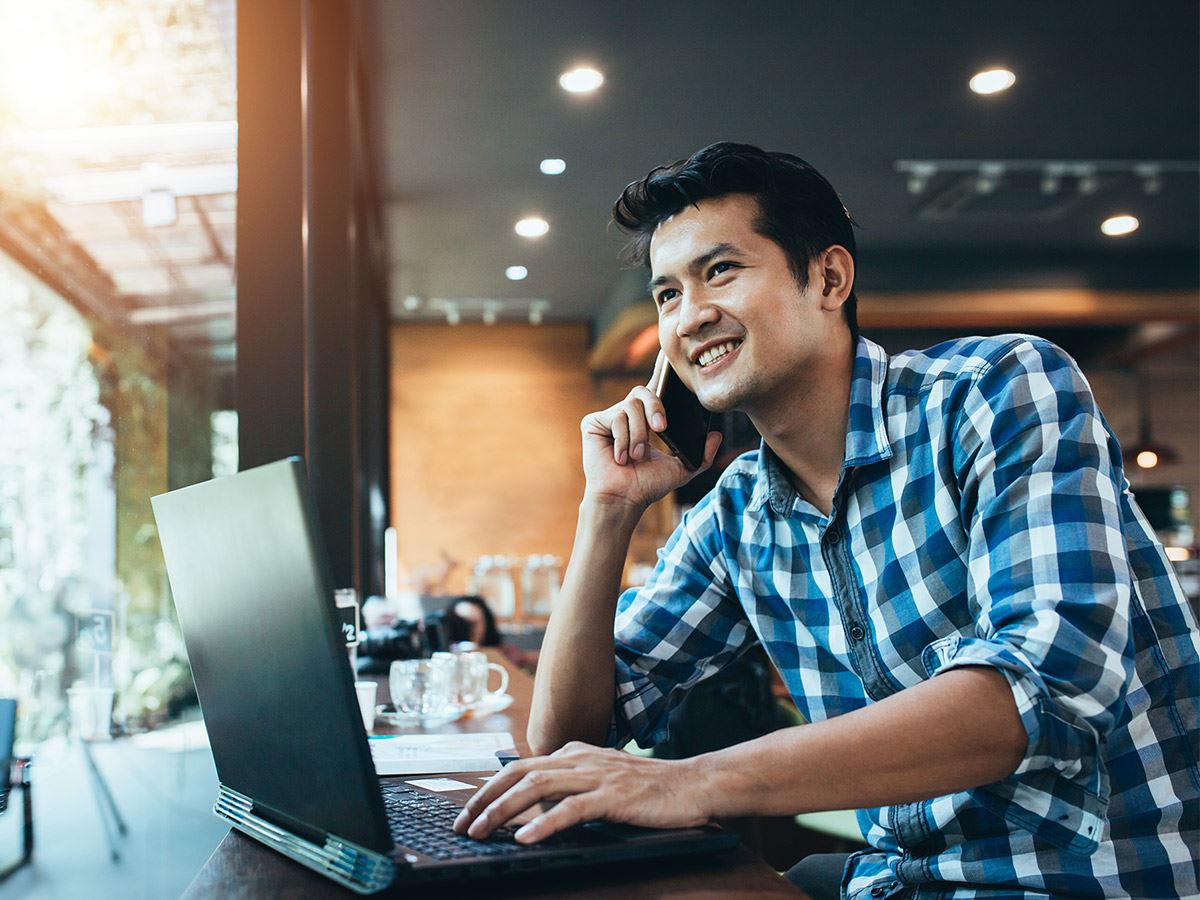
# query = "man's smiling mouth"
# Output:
<box><xmin>697</xmin><ymin>340</ymin><xmax>742</xmax><ymax>368</ymax></box>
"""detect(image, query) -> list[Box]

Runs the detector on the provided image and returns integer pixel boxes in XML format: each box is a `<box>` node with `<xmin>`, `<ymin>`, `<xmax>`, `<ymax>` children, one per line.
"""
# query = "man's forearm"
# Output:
<box><xmin>526</xmin><ymin>497</ymin><xmax>643</xmax><ymax>755</ymax></box>
<box><xmin>692</xmin><ymin>666</ymin><xmax>1028</xmax><ymax>818</ymax></box>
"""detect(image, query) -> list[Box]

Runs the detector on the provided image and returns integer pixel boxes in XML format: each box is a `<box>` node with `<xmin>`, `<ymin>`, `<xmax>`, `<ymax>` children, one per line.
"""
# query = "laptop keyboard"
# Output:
<box><xmin>381</xmin><ymin>784</ymin><xmax>534</xmax><ymax>860</ymax></box>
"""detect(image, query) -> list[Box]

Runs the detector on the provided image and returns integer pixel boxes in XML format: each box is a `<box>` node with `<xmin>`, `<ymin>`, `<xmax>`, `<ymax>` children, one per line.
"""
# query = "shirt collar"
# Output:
<box><xmin>750</xmin><ymin>336</ymin><xmax>893</xmax><ymax>515</ymax></box>
<box><xmin>844</xmin><ymin>335</ymin><xmax>893</xmax><ymax>468</ymax></box>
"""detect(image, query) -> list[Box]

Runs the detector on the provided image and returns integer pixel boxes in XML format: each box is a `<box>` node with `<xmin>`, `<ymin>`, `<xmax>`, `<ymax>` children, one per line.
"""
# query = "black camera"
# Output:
<box><xmin>355</xmin><ymin>609</ymin><xmax>449</xmax><ymax>674</ymax></box>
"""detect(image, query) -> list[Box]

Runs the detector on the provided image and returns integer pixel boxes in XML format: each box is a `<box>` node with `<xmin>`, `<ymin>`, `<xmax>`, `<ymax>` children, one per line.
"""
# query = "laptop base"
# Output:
<box><xmin>216</xmin><ymin>784</ymin><xmax>395</xmax><ymax>894</ymax></box>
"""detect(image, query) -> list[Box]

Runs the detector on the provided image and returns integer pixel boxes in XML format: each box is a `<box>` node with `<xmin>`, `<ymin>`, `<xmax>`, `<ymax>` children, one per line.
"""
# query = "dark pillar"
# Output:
<box><xmin>236</xmin><ymin>0</ymin><xmax>388</xmax><ymax>592</ymax></box>
<box><xmin>236</xmin><ymin>0</ymin><xmax>308</xmax><ymax>470</ymax></box>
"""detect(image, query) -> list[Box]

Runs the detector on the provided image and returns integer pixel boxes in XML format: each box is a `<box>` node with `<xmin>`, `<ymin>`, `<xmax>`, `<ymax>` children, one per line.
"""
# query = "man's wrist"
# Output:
<box><xmin>578</xmin><ymin>493</ymin><xmax>646</xmax><ymax>531</ymax></box>
<box><xmin>678</xmin><ymin>749</ymin><xmax>757</xmax><ymax>820</ymax></box>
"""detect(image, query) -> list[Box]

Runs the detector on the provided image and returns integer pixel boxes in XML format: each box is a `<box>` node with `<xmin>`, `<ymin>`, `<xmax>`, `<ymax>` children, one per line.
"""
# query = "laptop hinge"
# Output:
<box><xmin>214</xmin><ymin>784</ymin><xmax>395</xmax><ymax>894</ymax></box>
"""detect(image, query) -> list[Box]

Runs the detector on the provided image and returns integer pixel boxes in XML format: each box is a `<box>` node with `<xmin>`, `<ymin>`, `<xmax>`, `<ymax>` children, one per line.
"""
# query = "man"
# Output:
<box><xmin>454</xmin><ymin>143</ymin><xmax>1200</xmax><ymax>898</ymax></box>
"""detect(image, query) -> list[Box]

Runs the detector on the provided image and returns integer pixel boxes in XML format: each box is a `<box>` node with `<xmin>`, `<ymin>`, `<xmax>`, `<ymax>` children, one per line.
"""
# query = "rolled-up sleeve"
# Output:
<box><xmin>608</xmin><ymin>495</ymin><xmax>755</xmax><ymax>749</ymax></box>
<box><xmin>939</xmin><ymin>337</ymin><xmax>1135</xmax><ymax>854</ymax></box>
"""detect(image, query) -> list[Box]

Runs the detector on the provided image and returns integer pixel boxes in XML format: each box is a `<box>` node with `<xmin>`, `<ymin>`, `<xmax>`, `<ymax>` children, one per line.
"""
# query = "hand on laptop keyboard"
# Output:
<box><xmin>452</xmin><ymin>742</ymin><xmax>710</xmax><ymax>845</ymax></box>
<box><xmin>383</xmin><ymin>784</ymin><xmax>594</xmax><ymax>861</ymax></box>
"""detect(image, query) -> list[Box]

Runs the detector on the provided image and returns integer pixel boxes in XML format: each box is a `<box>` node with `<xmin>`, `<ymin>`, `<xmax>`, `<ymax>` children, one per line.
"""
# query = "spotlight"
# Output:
<box><xmin>539</xmin><ymin>158</ymin><xmax>566</xmax><ymax>175</ymax></box>
<box><xmin>969</xmin><ymin>68</ymin><xmax>1016</xmax><ymax>95</ymax></box>
<box><xmin>445</xmin><ymin>304</ymin><xmax>460</xmax><ymax>326</ymax></box>
<box><xmin>1135</xmin><ymin>164</ymin><xmax>1162</xmax><ymax>195</ymax></box>
<box><xmin>1040</xmin><ymin>165</ymin><xmax>1065</xmax><ymax>195</ymax></box>
<box><xmin>559</xmin><ymin>66</ymin><xmax>604</xmax><ymax>94</ymax></box>
<box><xmin>1101</xmin><ymin>214</ymin><xmax>1139</xmax><ymax>237</ymax></box>
<box><xmin>505</xmin><ymin>265</ymin><xmax>528</xmax><ymax>281</ymax></box>
<box><xmin>403</xmin><ymin>294</ymin><xmax>421</xmax><ymax>311</ymax></box>
<box><xmin>904</xmin><ymin>162</ymin><xmax>937</xmax><ymax>195</ymax></box>
<box><xmin>515</xmin><ymin>217</ymin><xmax>549</xmax><ymax>238</ymax></box>
<box><xmin>1074</xmin><ymin>166</ymin><xmax>1098</xmax><ymax>195</ymax></box>
<box><xmin>975</xmin><ymin>162</ymin><xmax>1004</xmax><ymax>195</ymax></box>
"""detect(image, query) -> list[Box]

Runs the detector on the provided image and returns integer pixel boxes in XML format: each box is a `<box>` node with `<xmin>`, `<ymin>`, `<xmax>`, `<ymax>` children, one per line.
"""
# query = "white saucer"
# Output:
<box><xmin>468</xmin><ymin>693</ymin><xmax>514</xmax><ymax>716</ymax></box>
<box><xmin>374</xmin><ymin>704</ymin><xmax>467</xmax><ymax>729</ymax></box>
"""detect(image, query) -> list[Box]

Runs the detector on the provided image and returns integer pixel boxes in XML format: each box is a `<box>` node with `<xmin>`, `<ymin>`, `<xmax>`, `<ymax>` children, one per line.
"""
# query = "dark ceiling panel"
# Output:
<box><xmin>367</xmin><ymin>0</ymin><xmax>1199</xmax><ymax>321</ymax></box>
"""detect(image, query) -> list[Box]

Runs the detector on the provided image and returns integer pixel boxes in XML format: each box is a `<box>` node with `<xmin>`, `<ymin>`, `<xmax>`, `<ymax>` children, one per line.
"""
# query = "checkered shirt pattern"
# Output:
<box><xmin>610</xmin><ymin>335</ymin><xmax>1200</xmax><ymax>899</ymax></box>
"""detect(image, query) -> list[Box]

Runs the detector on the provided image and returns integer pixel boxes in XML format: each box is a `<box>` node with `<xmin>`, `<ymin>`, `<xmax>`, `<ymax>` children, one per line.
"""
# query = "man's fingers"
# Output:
<box><xmin>466</xmin><ymin>770</ymin><xmax>592</xmax><ymax>840</ymax></box>
<box><xmin>453</xmin><ymin>763</ymin><xmax>529</xmax><ymax>833</ymax></box>
<box><xmin>610</xmin><ymin>410</ymin><xmax>630</xmax><ymax>464</ymax></box>
<box><xmin>514</xmin><ymin>793</ymin><xmax>597</xmax><ymax>844</ymax></box>
<box><xmin>629</xmin><ymin>385</ymin><xmax>667</xmax><ymax>434</ymax></box>
<box><xmin>625</xmin><ymin>397</ymin><xmax>650</xmax><ymax>460</ymax></box>
<box><xmin>454</xmin><ymin>756</ymin><xmax>581</xmax><ymax>834</ymax></box>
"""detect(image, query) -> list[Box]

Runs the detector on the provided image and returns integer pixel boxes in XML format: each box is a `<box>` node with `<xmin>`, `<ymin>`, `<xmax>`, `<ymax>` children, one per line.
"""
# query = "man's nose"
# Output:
<box><xmin>675</xmin><ymin>290</ymin><xmax>719</xmax><ymax>337</ymax></box>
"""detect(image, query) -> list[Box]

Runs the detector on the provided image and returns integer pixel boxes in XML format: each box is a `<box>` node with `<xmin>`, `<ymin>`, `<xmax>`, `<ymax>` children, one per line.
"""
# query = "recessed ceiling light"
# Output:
<box><xmin>515</xmin><ymin>217</ymin><xmax>549</xmax><ymax>238</ymax></box>
<box><xmin>1101</xmin><ymin>214</ymin><xmax>1139</xmax><ymax>237</ymax></box>
<box><xmin>559</xmin><ymin>66</ymin><xmax>604</xmax><ymax>94</ymax></box>
<box><xmin>539</xmin><ymin>158</ymin><xmax>566</xmax><ymax>175</ymax></box>
<box><xmin>969</xmin><ymin>68</ymin><xmax>1016</xmax><ymax>95</ymax></box>
<box><xmin>505</xmin><ymin>265</ymin><xmax>528</xmax><ymax>281</ymax></box>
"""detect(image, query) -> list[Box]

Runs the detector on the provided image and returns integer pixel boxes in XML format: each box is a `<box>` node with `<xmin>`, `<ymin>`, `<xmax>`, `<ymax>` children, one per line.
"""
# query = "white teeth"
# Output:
<box><xmin>698</xmin><ymin>340</ymin><xmax>739</xmax><ymax>368</ymax></box>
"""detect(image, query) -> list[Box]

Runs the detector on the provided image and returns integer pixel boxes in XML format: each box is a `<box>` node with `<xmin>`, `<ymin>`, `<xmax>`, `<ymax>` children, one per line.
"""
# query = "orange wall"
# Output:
<box><xmin>389</xmin><ymin>323</ymin><xmax>601</xmax><ymax>594</ymax></box>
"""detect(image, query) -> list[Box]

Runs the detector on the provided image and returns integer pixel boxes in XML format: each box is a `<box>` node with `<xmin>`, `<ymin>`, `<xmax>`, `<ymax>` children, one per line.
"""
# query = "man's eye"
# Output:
<box><xmin>656</xmin><ymin>288</ymin><xmax>679</xmax><ymax>306</ymax></box>
<box><xmin>709</xmin><ymin>261</ymin><xmax>737</xmax><ymax>278</ymax></box>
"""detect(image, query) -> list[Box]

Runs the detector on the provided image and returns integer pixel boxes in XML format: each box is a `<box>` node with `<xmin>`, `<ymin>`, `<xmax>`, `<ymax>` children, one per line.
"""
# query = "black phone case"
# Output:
<box><xmin>655</xmin><ymin>364</ymin><xmax>712</xmax><ymax>470</ymax></box>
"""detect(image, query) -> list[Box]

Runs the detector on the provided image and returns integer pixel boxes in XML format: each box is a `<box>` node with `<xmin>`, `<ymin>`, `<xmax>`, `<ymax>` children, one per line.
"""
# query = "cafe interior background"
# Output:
<box><xmin>0</xmin><ymin>0</ymin><xmax>1195</xmax><ymax>896</ymax></box>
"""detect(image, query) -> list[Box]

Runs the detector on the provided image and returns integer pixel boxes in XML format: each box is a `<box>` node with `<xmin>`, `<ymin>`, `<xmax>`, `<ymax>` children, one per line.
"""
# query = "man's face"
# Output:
<box><xmin>649</xmin><ymin>193</ymin><xmax>845</xmax><ymax>416</ymax></box>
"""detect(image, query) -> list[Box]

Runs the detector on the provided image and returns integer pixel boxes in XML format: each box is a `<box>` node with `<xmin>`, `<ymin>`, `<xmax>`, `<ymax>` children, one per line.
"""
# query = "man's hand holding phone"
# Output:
<box><xmin>579</xmin><ymin>351</ymin><xmax>722</xmax><ymax>513</ymax></box>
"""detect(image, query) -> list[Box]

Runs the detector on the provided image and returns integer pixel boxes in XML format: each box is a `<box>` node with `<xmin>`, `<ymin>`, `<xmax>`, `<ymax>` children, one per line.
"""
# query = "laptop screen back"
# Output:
<box><xmin>152</xmin><ymin>458</ymin><xmax>390</xmax><ymax>852</ymax></box>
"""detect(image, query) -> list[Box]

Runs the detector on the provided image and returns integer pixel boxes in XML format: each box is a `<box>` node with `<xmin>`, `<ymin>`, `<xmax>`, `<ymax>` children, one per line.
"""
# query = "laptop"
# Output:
<box><xmin>152</xmin><ymin>458</ymin><xmax>738</xmax><ymax>894</ymax></box>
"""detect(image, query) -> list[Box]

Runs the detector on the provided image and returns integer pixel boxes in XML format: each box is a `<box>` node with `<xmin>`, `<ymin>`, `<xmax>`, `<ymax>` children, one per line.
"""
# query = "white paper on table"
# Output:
<box><xmin>405</xmin><ymin>777</ymin><xmax>476</xmax><ymax>792</ymax></box>
<box><xmin>368</xmin><ymin>732</ymin><xmax>514</xmax><ymax>776</ymax></box>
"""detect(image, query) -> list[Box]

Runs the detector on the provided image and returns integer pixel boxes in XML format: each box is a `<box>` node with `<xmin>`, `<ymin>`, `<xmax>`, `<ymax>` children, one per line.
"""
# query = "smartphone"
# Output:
<box><xmin>652</xmin><ymin>352</ymin><xmax>712</xmax><ymax>470</ymax></box>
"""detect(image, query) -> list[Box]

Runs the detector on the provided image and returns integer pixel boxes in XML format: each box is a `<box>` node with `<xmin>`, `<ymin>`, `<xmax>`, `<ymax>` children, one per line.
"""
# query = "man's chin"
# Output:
<box><xmin>696</xmin><ymin>386</ymin><xmax>742</xmax><ymax>415</ymax></box>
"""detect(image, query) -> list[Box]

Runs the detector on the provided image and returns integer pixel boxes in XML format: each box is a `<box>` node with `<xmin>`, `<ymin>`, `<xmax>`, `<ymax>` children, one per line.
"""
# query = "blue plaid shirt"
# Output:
<box><xmin>611</xmin><ymin>335</ymin><xmax>1200</xmax><ymax>899</ymax></box>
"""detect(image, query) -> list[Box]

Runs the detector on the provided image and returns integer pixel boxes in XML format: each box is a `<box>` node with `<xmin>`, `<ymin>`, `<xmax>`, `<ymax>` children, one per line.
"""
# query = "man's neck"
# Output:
<box><xmin>749</xmin><ymin>335</ymin><xmax>855</xmax><ymax>517</ymax></box>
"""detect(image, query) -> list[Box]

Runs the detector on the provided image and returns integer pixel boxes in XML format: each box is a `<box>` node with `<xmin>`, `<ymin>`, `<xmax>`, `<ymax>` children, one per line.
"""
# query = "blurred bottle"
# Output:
<box><xmin>470</xmin><ymin>555</ymin><xmax>516</xmax><ymax>619</ymax></box>
<box><xmin>522</xmin><ymin>554</ymin><xmax>561</xmax><ymax>617</ymax></box>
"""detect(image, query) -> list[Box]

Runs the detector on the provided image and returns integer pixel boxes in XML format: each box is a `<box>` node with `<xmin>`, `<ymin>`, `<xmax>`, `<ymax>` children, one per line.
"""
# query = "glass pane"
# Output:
<box><xmin>0</xmin><ymin>0</ymin><xmax>237</xmax><ymax>746</ymax></box>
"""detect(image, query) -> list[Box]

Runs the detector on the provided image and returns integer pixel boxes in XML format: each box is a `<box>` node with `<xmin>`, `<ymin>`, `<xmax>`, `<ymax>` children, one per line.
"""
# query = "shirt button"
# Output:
<box><xmin>870</xmin><ymin>887</ymin><xmax>887</xmax><ymax>898</ymax></box>
<box><xmin>850</xmin><ymin>624</ymin><xmax>866</xmax><ymax>641</ymax></box>
<box><xmin>827</xmin><ymin>529</ymin><xmax>841</xmax><ymax>545</ymax></box>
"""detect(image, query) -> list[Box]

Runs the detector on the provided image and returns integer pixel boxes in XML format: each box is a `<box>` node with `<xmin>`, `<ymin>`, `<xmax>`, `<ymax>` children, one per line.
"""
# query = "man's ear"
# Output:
<box><xmin>818</xmin><ymin>245</ymin><xmax>855</xmax><ymax>311</ymax></box>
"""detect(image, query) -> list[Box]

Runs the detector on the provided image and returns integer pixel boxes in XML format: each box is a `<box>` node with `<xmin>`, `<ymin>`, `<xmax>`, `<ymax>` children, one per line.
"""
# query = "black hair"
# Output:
<box><xmin>445</xmin><ymin>595</ymin><xmax>502</xmax><ymax>647</ymax></box>
<box><xmin>612</xmin><ymin>142</ymin><xmax>860</xmax><ymax>342</ymax></box>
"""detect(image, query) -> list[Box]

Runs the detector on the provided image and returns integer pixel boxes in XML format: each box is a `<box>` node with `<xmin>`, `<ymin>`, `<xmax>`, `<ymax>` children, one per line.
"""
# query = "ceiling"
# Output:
<box><xmin>366</xmin><ymin>0</ymin><xmax>1199</xmax><ymax>327</ymax></box>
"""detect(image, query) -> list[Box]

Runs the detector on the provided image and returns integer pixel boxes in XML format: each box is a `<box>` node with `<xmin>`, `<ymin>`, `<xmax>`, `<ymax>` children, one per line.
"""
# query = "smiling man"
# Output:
<box><xmin>454</xmin><ymin>143</ymin><xmax>1200</xmax><ymax>899</ymax></box>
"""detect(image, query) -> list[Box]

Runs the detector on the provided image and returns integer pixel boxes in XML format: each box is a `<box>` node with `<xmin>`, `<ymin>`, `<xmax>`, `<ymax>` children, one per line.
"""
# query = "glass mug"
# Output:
<box><xmin>388</xmin><ymin>657</ymin><xmax>456</xmax><ymax>716</ymax></box>
<box><xmin>432</xmin><ymin>651</ymin><xmax>509</xmax><ymax>707</ymax></box>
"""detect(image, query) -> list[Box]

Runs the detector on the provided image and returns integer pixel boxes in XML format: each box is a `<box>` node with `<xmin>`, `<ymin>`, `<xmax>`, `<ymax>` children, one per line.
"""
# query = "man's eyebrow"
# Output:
<box><xmin>647</xmin><ymin>242</ymin><xmax>743</xmax><ymax>294</ymax></box>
